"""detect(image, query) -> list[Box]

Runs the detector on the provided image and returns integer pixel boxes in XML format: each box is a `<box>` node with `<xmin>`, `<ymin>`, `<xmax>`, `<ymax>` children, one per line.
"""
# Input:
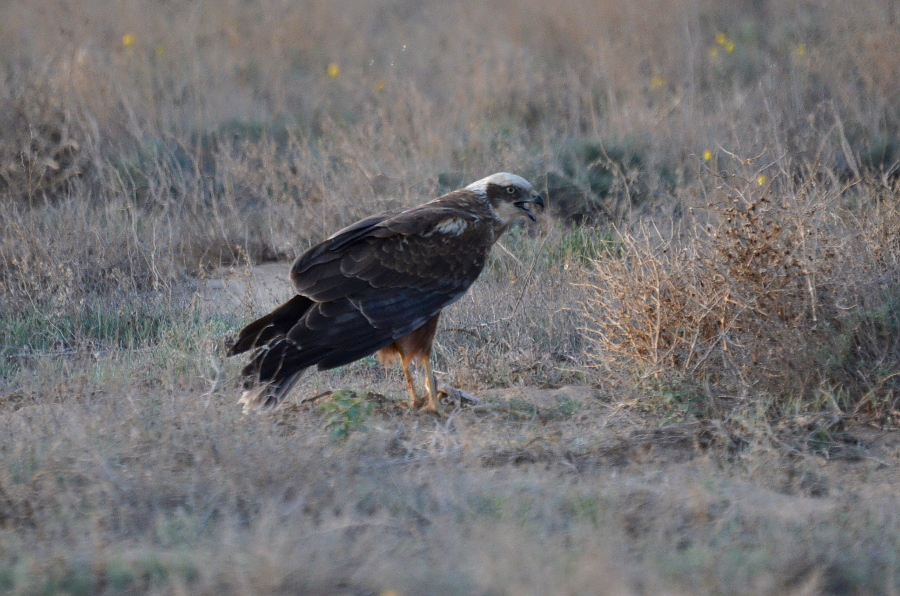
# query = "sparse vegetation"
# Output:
<box><xmin>584</xmin><ymin>168</ymin><xmax>900</xmax><ymax>421</ymax></box>
<box><xmin>1</xmin><ymin>0</ymin><xmax>900</xmax><ymax>594</ymax></box>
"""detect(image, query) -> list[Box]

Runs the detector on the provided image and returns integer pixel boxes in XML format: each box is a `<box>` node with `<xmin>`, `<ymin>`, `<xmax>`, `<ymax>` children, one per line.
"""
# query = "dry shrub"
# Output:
<box><xmin>0</xmin><ymin>77</ymin><xmax>90</xmax><ymax>202</ymax></box>
<box><xmin>584</xmin><ymin>169</ymin><xmax>900</xmax><ymax>418</ymax></box>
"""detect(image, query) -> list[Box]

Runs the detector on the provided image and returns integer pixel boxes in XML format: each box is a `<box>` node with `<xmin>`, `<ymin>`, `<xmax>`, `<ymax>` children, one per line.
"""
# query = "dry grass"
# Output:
<box><xmin>2</xmin><ymin>0</ymin><xmax>900</xmax><ymax>593</ymax></box>
<box><xmin>584</xmin><ymin>164</ymin><xmax>900</xmax><ymax>420</ymax></box>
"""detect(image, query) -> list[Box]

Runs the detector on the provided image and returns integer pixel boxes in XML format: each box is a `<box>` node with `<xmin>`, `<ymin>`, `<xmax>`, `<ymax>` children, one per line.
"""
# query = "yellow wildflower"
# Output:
<box><xmin>650</xmin><ymin>76</ymin><xmax>665</xmax><ymax>89</ymax></box>
<box><xmin>375</xmin><ymin>79</ymin><xmax>386</xmax><ymax>91</ymax></box>
<box><xmin>327</xmin><ymin>63</ymin><xmax>340</xmax><ymax>78</ymax></box>
<box><xmin>122</xmin><ymin>33</ymin><xmax>135</xmax><ymax>47</ymax></box>
<box><xmin>715</xmin><ymin>32</ymin><xmax>727</xmax><ymax>45</ymax></box>
<box><xmin>795</xmin><ymin>44</ymin><xmax>806</xmax><ymax>57</ymax></box>
<box><xmin>757</xmin><ymin>174</ymin><xmax>768</xmax><ymax>185</ymax></box>
<box><xmin>724</xmin><ymin>40</ymin><xmax>735</xmax><ymax>53</ymax></box>
<box><xmin>703</xmin><ymin>150</ymin><xmax>713</xmax><ymax>162</ymax></box>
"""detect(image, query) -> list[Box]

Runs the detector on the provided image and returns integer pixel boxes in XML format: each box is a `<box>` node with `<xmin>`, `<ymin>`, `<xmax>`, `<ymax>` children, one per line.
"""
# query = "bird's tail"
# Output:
<box><xmin>227</xmin><ymin>295</ymin><xmax>313</xmax><ymax>356</ymax></box>
<box><xmin>238</xmin><ymin>371</ymin><xmax>304</xmax><ymax>413</ymax></box>
<box><xmin>228</xmin><ymin>295</ymin><xmax>315</xmax><ymax>412</ymax></box>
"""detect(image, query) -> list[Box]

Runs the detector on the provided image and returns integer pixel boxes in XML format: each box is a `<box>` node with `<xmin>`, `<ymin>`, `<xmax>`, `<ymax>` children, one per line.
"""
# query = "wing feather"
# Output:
<box><xmin>227</xmin><ymin>295</ymin><xmax>313</xmax><ymax>355</ymax></box>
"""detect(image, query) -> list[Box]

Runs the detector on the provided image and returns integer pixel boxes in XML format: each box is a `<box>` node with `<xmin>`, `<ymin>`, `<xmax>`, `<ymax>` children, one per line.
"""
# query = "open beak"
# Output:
<box><xmin>515</xmin><ymin>192</ymin><xmax>545</xmax><ymax>222</ymax></box>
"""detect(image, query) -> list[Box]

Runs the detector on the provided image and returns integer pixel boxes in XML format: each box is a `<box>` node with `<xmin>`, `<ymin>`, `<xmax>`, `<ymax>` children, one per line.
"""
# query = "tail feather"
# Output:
<box><xmin>229</xmin><ymin>291</ymin><xmax>402</xmax><ymax>412</ymax></box>
<box><xmin>238</xmin><ymin>371</ymin><xmax>304</xmax><ymax>413</ymax></box>
<box><xmin>229</xmin><ymin>295</ymin><xmax>315</xmax><ymax>412</ymax></box>
<box><xmin>228</xmin><ymin>295</ymin><xmax>313</xmax><ymax>355</ymax></box>
<box><xmin>242</xmin><ymin>341</ymin><xmax>330</xmax><ymax>385</ymax></box>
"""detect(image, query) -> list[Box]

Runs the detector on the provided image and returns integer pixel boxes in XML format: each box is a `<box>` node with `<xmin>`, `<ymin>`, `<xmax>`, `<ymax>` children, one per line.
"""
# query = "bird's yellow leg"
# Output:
<box><xmin>420</xmin><ymin>357</ymin><xmax>444</xmax><ymax>415</ymax></box>
<box><xmin>401</xmin><ymin>359</ymin><xmax>420</xmax><ymax>408</ymax></box>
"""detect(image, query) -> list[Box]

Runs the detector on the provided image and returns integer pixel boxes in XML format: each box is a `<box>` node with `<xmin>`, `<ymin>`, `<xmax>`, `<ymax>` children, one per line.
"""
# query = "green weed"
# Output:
<box><xmin>318</xmin><ymin>389</ymin><xmax>373</xmax><ymax>442</ymax></box>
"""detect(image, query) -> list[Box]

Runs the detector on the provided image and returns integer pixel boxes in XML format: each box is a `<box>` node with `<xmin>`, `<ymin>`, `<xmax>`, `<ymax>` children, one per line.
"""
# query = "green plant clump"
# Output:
<box><xmin>319</xmin><ymin>389</ymin><xmax>373</xmax><ymax>442</ymax></box>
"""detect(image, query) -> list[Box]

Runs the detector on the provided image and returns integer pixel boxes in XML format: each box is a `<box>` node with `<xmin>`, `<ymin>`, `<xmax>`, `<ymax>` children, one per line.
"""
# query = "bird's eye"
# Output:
<box><xmin>505</xmin><ymin>186</ymin><xmax>516</xmax><ymax>195</ymax></box>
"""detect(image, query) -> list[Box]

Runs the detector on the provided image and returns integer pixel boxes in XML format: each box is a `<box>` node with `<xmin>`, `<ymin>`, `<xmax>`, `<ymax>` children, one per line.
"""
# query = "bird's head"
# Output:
<box><xmin>466</xmin><ymin>172</ymin><xmax>545</xmax><ymax>225</ymax></box>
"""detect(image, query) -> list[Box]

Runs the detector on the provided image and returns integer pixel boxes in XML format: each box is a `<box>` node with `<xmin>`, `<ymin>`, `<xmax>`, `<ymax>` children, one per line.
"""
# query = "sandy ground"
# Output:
<box><xmin>200</xmin><ymin>262</ymin><xmax>296</xmax><ymax>318</ymax></box>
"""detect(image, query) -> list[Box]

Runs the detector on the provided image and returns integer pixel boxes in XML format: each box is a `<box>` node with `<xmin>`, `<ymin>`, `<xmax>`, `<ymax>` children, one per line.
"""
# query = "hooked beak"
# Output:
<box><xmin>515</xmin><ymin>192</ymin><xmax>545</xmax><ymax>222</ymax></box>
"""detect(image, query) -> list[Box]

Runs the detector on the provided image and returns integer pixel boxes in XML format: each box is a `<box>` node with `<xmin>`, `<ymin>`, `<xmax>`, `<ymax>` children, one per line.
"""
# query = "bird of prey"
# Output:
<box><xmin>227</xmin><ymin>172</ymin><xmax>544</xmax><ymax>413</ymax></box>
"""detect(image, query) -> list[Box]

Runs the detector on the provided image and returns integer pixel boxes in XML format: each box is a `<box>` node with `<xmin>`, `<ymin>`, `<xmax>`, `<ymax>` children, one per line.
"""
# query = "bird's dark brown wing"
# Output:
<box><xmin>226</xmin><ymin>212</ymin><xmax>399</xmax><ymax>359</ymax></box>
<box><xmin>236</xmin><ymin>197</ymin><xmax>493</xmax><ymax>393</ymax></box>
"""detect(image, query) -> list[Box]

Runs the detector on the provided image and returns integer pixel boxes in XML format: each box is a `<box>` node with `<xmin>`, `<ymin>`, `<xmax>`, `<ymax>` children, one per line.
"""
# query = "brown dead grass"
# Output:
<box><xmin>4</xmin><ymin>348</ymin><xmax>900</xmax><ymax>595</ymax></box>
<box><xmin>584</xmin><ymin>164</ymin><xmax>900</xmax><ymax>420</ymax></box>
<box><xmin>2</xmin><ymin>0</ymin><xmax>900</xmax><ymax>593</ymax></box>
